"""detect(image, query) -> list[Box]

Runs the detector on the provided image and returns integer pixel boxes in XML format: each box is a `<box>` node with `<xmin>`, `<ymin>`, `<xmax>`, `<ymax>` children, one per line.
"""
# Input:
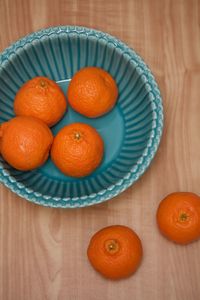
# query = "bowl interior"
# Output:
<box><xmin>0</xmin><ymin>28</ymin><xmax>157</xmax><ymax>203</ymax></box>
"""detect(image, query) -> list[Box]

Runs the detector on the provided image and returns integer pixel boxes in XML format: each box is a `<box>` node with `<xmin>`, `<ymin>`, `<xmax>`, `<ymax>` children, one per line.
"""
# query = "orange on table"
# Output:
<box><xmin>67</xmin><ymin>67</ymin><xmax>118</xmax><ymax>118</ymax></box>
<box><xmin>157</xmin><ymin>192</ymin><xmax>200</xmax><ymax>244</ymax></box>
<box><xmin>87</xmin><ymin>225</ymin><xmax>143</xmax><ymax>280</ymax></box>
<box><xmin>14</xmin><ymin>76</ymin><xmax>67</xmax><ymax>127</ymax></box>
<box><xmin>51</xmin><ymin>122</ymin><xmax>104</xmax><ymax>177</ymax></box>
<box><xmin>0</xmin><ymin>116</ymin><xmax>53</xmax><ymax>171</ymax></box>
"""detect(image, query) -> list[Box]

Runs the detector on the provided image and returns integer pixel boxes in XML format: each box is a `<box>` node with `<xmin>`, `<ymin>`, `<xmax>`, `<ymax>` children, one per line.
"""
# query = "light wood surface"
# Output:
<box><xmin>1</xmin><ymin>0</ymin><xmax>200</xmax><ymax>299</ymax></box>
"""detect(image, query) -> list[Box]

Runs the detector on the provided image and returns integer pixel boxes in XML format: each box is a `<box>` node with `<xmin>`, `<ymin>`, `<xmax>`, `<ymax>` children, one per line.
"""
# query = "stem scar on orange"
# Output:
<box><xmin>87</xmin><ymin>225</ymin><xmax>143</xmax><ymax>280</ymax></box>
<box><xmin>67</xmin><ymin>67</ymin><xmax>118</xmax><ymax>118</ymax></box>
<box><xmin>0</xmin><ymin>116</ymin><xmax>53</xmax><ymax>171</ymax></box>
<box><xmin>51</xmin><ymin>122</ymin><xmax>104</xmax><ymax>177</ymax></box>
<box><xmin>14</xmin><ymin>76</ymin><xmax>67</xmax><ymax>127</ymax></box>
<box><xmin>157</xmin><ymin>192</ymin><xmax>200</xmax><ymax>245</ymax></box>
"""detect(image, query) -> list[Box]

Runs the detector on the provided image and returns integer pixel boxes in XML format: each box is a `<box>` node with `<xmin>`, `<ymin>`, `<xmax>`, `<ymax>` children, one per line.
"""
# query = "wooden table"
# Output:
<box><xmin>0</xmin><ymin>0</ymin><xmax>200</xmax><ymax>299</ymax></box>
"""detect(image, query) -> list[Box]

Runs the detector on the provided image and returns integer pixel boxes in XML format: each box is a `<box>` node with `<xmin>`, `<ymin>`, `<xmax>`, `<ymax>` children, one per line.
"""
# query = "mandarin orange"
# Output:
<box><xmin>157</xmin><ymin>192</ymin><xmax>200</xmax><ymax>244</ymax></box>
<box><xmin>0</xmin><ymin>116</ymin><xmax>53</xmax><ymax>171</ymax></box>
<box><xmin>14</xmin><ymin>76</ymin><xmax>67</xmax><ymax>127</ymax></box>
<box><xmin>51</xmin><ymin>122</ymin><xmax>104</xmax><ymax>177</ymax></box>
<box><xmin>87</xmin><ymin>225</ymin><xmax>143</xmax><ymax>280</ymax></box>
<box><xmin>67</xmin><ymin>67</ymin><xmax>118</xmax><ymax>118</ymax></box>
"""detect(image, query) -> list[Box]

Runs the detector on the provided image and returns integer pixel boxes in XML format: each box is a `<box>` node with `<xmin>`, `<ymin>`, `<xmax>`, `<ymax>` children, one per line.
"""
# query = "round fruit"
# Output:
<box><xmin>157</xmin><ymin>192</ymin><xmax>200</xmax><ymax>244</ymax></box>
<box><xmin>51</xmin><ymin>122</ymin><xmax>104</xmax><ymax>177</ymax></box>
<box><xmin>87</xmin><ymin>225</ymin><xmax>143</xmax><ymax>280</ymax></box>
<box><xmin>67</xmin><ymin>67</ymin><xmax>118</xmax><ymax>118</ymax></box>
<box><xmin>0</xmin><ymin>116</ymin><xmax>53</xmax><ymax>171</ymax></box>
<box><xmin>14</xmin><ymin>76</ymin><xmax>67</xmax><ymax>127</ymax></box>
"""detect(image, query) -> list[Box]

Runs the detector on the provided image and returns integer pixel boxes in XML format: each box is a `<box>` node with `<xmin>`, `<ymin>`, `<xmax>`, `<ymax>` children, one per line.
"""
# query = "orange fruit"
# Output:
<box><xmin>157</xmin><ymin>192</ymin><xmax>200</xmax><ymax>244</ymax></box>
<box><xmin>14</xmin><ymin>76</ymin><xmax>67</xmax><ymax>127</ymax></box>
<box><xmin>67</xmin><ymin>67</ymin><xmax>118</xmax><ymax>118</ymax></box>
<box><xmin>51</xmin><ymin>122</ymin><xmax>104</xmax><ymax>177</ymax></box>
<box><xmin>0</xmin><ymin>116</ymin><xmax>53</xmax><ymax>171</ymax></box>
<box><xmin>87</xmin><ymin>225</ymin><xmax>143</xmax><ymax>280</ymax></box>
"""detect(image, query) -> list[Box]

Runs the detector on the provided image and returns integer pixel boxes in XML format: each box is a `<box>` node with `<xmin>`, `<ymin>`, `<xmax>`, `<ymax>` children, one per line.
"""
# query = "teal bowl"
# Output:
<box><xmin>0</xmin><ymin>26</ymin><xmax>163</xmax><ymax>208</ymax></box>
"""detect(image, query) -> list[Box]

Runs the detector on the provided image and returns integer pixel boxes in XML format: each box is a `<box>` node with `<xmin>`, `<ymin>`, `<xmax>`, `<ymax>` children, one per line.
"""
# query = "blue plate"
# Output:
<box><xmin>0</xmin><ymin>26</ymin><xmax>163</xmax><ymax>208</ymax></box>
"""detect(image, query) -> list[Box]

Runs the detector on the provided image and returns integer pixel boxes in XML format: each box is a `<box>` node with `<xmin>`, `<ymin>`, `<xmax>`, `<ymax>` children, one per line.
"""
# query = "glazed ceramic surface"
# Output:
<box><xmin>0</xmin><ymin>26</ymin><xmax>163</xmax><ymax>207</ymax></box>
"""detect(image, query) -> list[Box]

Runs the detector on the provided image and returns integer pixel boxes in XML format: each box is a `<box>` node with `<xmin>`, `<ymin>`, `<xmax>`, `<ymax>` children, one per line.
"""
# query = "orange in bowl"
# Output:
<box><xmin>14</xmin><ymin>76</ymin><xmax>67</xmax><ymax>127</ymax></box>
<box><xmin>67</xmin><ymin>67</ymin><xmax>118</xmax><ymax>118</ymax></box>
<box><xmin>157</xmin><ymin>192</ymin><xmax>200</xmax><ymax>244</ymax></box>
<box><xmin>51</xmin><ymin>122</ymin><xmax>104</xmax><ymax>177</ymax></box>
<box><xmin>0</xmin><ymin>116</ymin><xmax>53</xmax><ymax>171</ymax></box>
<box><xmin>87</xmin><ymin>225</ymin><xmax>143</xmax><ymax>280</ymax></box>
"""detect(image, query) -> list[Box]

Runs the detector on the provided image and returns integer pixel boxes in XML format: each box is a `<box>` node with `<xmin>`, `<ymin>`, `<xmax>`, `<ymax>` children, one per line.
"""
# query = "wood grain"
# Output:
<box><xmin>0</xmin><ymin>0</ymin><xmax>200</xmax><ymax>299</ymax></box>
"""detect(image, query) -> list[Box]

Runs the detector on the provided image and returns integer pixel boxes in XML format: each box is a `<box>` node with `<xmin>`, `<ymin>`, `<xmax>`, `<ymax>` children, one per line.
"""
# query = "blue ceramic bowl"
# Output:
<box><xmin>0</xmin><ymin>26</ymin><xmax>163</xmax><ymax>208</ymax></box>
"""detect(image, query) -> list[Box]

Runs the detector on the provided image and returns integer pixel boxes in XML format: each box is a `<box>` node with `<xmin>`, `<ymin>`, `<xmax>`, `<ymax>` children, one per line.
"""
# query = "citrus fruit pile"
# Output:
<box><xmin>1</xmin><ymin>66</ymin><xmax>200</xmax><ymax>282</ymax></box>
<box><xmin>0</xmin><ymin>67</ymin><xmax>118</xmax><ymax>176</ymax></box>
